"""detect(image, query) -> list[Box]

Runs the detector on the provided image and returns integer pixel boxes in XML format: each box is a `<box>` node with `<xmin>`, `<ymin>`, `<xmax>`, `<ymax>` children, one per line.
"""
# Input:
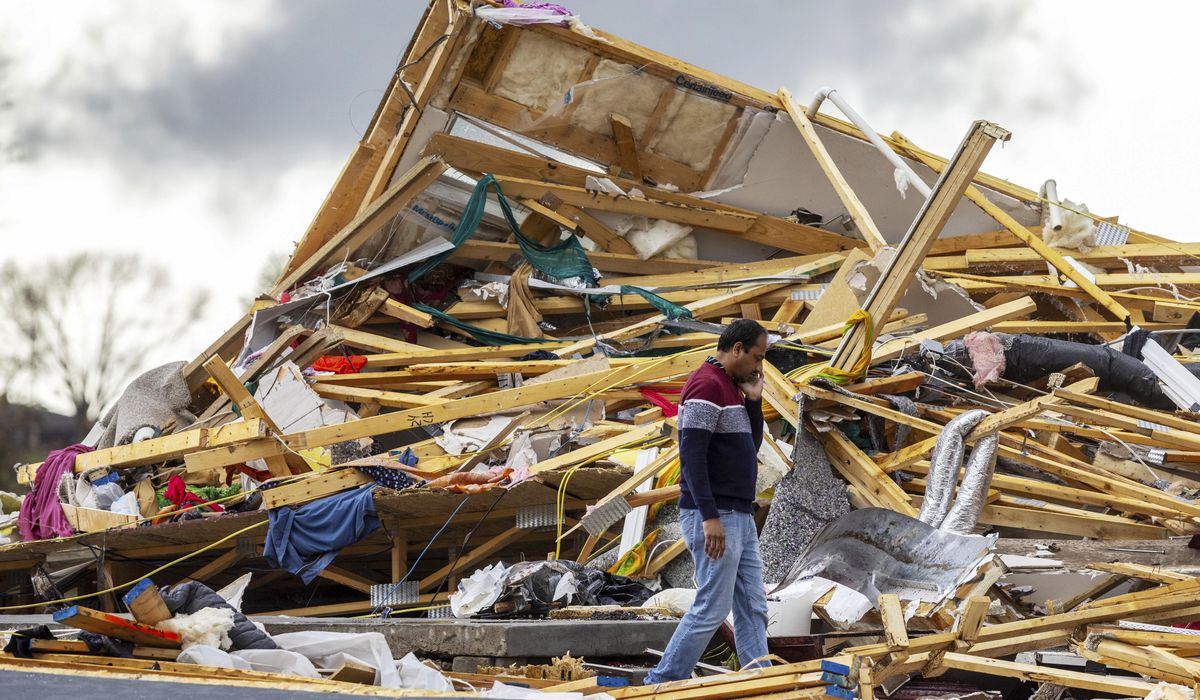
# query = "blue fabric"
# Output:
<box><xmin>263</xmin><ymin>485</ymin><xmax>381</xmax><ymax>584</ymax></box>
<box><xmin>356</xmin><ymin>448</ymin><xmax>419</xmax><ymax>490</ymax></box>
<box><xmin>644</xmin><ymin>508</ymin><xmax>770</xmax><ymax>683</ymax></box>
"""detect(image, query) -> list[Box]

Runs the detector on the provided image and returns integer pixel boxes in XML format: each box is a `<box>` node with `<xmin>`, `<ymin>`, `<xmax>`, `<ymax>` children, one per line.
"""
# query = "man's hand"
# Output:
<box><xmin>702</xmin><ymin>517</ymin><xmax>726</xmax><ymax>560</ymax></box>
<box><xmin>738</xmin><ymin>372</ymin><xmax>764</xmax><ymax>402</ymax></box>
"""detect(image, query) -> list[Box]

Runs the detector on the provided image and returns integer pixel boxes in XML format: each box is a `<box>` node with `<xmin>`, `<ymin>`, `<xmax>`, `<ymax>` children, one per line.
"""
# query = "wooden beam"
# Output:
<box><xmin>357</xmin><ymin>4</ymin><xmax>462</xmax><ymax>211</ymax></box>
<box><xmin>494</xmin><ymin>175</ymin><xmax>858</xmax><ymax>255</ymax></box>
<box><xmin>274</xmin><ymin>157</ymin><xmax>447</xmax><ymax>294</ymax></box>
<box><xmin>557</xmin><ymin>255</ymin><xmax>845</xmax><ymax>356</ymax></box>
<box><xmin>876</xmin><ymin>376</ymin><xmax>1095</xmax><ymax>472</ymax></box>
<box><xmin>53</xmin><ymin>606</ymin><xmax>181</xmax><ymax>649</ymax></box>
<box><xmin>184</xmin><ymin>548</ymin><xmax>245</xmax><ymax>584</ymax></box>
<box><xmin>870</xmin><ymin>296</ymin><xmax>1036</xmax><ymax>364</ymax></box>
<box><xmin>939</xmin><ymin>652</ymin><xmax>1152</xmax><ymax>696</ymax></box>
<box><xmin>779</xmin><ymin>87</ymin><xmax>887</xmax><ymax>251</ymax></box>
<box><xmin>377</xmin><ymin>299</ymin><xmax>435</xmax><ymax>328</ymax></box>
<box><xmin>317</xmin><ymin>565</ymin><xmax>378</xmax><ymax>594</ymax></box>
<box><xmin>419</xmin><ymin>526</ymin><xmax>530</xmax><ymax>591</ymax></box>
<box><xmin>260</xmin><ymin>468</ymin><xmax>374</xmax><ymax>509</ymax></box>
<box><xmin>610</xmin><ymin>113</ymin><xmax>643</xmax><ymax>181</ymax></box>
<box><xmin>893</xmin><ymin>131</ymin><xmax>1133</xmax><ymax>322</ymax></box>
<box><xmin>830</xmin><ymin>120</ymin><xmax>1010</xmax><ymax>374</ymax></box>
<box><xmin>878</xmin><ymin>594</ymin><xmax>909</xmax><ymax>650</ymax></box>
<box><xmin>957</xmin><ymin>596</ymin><xmax>991</xmax><ymax>642</ymax></box>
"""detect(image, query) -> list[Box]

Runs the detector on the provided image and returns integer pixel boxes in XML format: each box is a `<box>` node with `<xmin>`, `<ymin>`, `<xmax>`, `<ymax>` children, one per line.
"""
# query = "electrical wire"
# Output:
<box><xmin>0</xmin><ymin>519</ymin><xmax>268</xmax><ymax>611</ymax></box>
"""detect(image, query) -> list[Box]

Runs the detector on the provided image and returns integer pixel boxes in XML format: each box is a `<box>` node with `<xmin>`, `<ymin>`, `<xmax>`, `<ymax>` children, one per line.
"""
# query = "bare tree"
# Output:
<box><xmin>0</xmin><ymin>253</ymin><xmax>208</xmax><ymax>432</ymax></box>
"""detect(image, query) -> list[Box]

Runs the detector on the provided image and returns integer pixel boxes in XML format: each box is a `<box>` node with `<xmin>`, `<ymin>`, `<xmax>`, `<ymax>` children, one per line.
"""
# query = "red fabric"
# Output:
<box><xmin>164</xmin><ymin>475</ymin><xmax>224</xmax><ymax>512</ymax></box>
<box><xmin>310</xmin><ymin>355</ymin><xmax>368</xmax><ymax>374</ymax></box>
<box><xmin>639</xmin><ymin>387</ymin><xmax>679</xmax><ymax>417</ymax></box>
<box><xmin>224</xmin><ymin>464</ymin><xmax>272</xmax><ymax>486</ymax></box>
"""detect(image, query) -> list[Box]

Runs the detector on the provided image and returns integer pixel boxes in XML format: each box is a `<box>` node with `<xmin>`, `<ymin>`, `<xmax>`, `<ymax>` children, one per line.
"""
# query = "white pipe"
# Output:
<box><xmin>806</xmin><ymin>86</ymin><xmax>931</xmax><ymax>198</ymax></box>
<box><xmin>1040</xmin><ymin>178</ymin><xmax>1065</xmax><ymax>232</ymax></box>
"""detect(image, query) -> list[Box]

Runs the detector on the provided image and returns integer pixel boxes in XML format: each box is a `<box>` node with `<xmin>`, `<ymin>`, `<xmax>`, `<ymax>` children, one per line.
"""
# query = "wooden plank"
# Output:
<box><xmin>644</xmin><ymin>538</ymin><xmax>687</xmax><ymax>577</ymax></box>
<box><xmin>276</xmin><ymin>351</ymin><xmax>698</xmax><ymax>458</ymax></box>
<box><xmin>261</xmin><ymin>468</ymin><xmax>374</xmax><ymax>509</ymax></box>
<box><xmin>318</xmin><ymin>565</ymin><xmax>378</xmax><ymax>595</ymax></box>
<box><xmin>876</xmin><ymin>376</ymin><xmax>1095</xmax><ymax>472</ymax></box>
<box><xmin>419</xmin><ymin>526</ymin><xmax>530</xmax><ymax>592</ymax></box>
<box><xmin>529</xmin><ymin>422</ymin><xmax>669</xmax><ymax>477</ymax></box>
<box><xmin>52</xmin><ymin>605</ymin><xmax>181</xmax><ymax>649</ymax></box>
<box><xmin>455</xmin><ymin>239</ymin><xmax>713</xmax><ymax>275</ymax></box>
<box><xmin>555</xmin><ymin>202</ymin><xmax>637</xmax><ymax>254</ymax></box>
<box><xmin>974</xmin><ymin>577</ymin><xmax>1200</xmax><ymax>642</ymax></box>
<box><xmin>870</xmin><ymin>297</ymin><xmax>1036</xmax><ymax>364</ymax></box>
<box><xmin>779</xmin><ymin>87</ymin><xmax>887</xmax><ymax>251</ymax></box>
<box><xmin>313</xmin><ymin>384</ymin><xmax>446</xmax><ymax>409</ymax></box>
<box><xmin>939</xmin><ymin>652</ymin><xmax>1152</xmax><ymax>696</ymax></box>
<box><xmin>184</xmin><ymin>438</ymin><xmax>286</xmax><ymax>476</ymax></box>
<box><xmin>557</xmin><ymin>255</ymin><xmax>845</xmax><ymax>356</ymax></box>
<box><xmin>121</xmin><ymin>579</ymin><xmax>172</xmax><ymax>626</ymax></box>
<box><xmin>328</xmin><ymin>657</ymin><xmax>378</xmax><ymax>685</ymax></box>
<box><xmin>821</xmin><ymin>429</ymin><xmax>918</xmax><ymax>516</ymax></box>
<box><xmin>377</xmin><ymin>299</ymin><xmax>435</xmax><ymax>328</ymax></box>
<box><xmin>893</xmin><ymin>131</ymin><xmax>1133</xmax><ymax>322</ymax></box>
<box><xmin>203</xmin><ymin>355</ymin><xmax>292</xmax><ymax>477</ymax></box>
<box><xmin>25</xmin><ymin>639</ymin><xmax>178</xmax><ymax>661</ymax></box>
<box><xmin>274</xmin><ymin>157</ymin><xmax>447</xmax><ymax>294</ymax></box>
<box><xmin>878</xmin><ymin>594</ymin><xmax>909</xmax><ymax>650</ymax></box>
<box><xmin>494</xmin><ymin>175</ymin><xmax>858</xmax><ymax>255</ymax></box>
<box><xmin>957</xmin><ymin>596</ymin><xmax>991</xmax><ymax>642</ymax></box>
<box><xmin>185</xmin><ymin>548</ymin><xmax>245</xmax><ymax>583</ymax></box>
<box><xmin>830</xmin><ymin>120</ymin><xmax>1010</xmax><ymax>374</ymax></box>
<box><xmin>330</xmin><ymin>325</ymin><xmax>427</xmax><ymax>354</ymax></box>
<box><xmin>59</xmin><ymin>503</ymin><xmax>139</xmax><ymax>533</ymax></box>
<box><xmin>611</xmin><ymin>113</ymin><xmax>643</xmax><ymax>181</ymax></box>
<box><xmin>364</xmin><ymin>341</ymin><xmax>572</xmax><ymax>368</ymax></box>
<box><xmin>1088</xmin><ymin>562</ymin><xmax>1191</xmax><ymax>584</ymax></box>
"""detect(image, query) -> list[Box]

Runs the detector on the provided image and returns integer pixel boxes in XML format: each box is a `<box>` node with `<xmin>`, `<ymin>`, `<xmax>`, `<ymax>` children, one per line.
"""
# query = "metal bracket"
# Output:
<box><xmin>371</xmin><ymin>581</ymin><xmax>419</xmax><ymax>607</ymax></box>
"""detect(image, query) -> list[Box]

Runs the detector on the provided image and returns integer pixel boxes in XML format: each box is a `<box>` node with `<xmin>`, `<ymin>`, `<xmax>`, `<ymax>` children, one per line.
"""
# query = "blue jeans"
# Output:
<box><xmin>644</xmin><ymin>508</ymin><xmax>770</xmax><ymax>683</ymax></box>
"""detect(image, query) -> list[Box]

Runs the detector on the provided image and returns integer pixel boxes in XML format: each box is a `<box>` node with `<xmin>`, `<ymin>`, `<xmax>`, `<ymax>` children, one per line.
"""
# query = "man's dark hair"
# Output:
<box><xmin>717</xmin><ymin>319</ymin><xmax>767</xmax><ymax>352</ymax></box>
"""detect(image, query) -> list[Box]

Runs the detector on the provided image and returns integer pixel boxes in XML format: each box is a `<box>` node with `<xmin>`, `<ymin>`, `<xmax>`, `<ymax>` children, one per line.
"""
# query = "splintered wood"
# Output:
<box><xmin>8</xmin><ymin>1</ymin><xmax>1200</xmax><ymax>697</ymax></box>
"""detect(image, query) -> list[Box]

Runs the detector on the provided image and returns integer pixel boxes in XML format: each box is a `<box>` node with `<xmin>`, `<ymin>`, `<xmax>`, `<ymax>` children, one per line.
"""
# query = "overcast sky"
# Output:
<box><xmin>1</xmin><ymin>1</ymin><xmax>1196</xmax><ymax>411</ymax></box>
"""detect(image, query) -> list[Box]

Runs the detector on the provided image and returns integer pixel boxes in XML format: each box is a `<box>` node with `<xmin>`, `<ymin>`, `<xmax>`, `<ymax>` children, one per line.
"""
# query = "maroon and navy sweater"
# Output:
<box><xmin>677</xmin><ymin>359</ymin><xmax>764</xmax><ymax>520</ymax></box>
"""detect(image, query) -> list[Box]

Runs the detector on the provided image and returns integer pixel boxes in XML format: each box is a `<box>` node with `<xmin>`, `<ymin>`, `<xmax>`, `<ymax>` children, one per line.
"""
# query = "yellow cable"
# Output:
<box><xmin>554</xmin><ymin>465</ymin><xmax>581</xmax><ymax>560</ymax></box>
<box><xmin>0</xmin><ymin>519</ymin><xmax>269</xmax><ymax>611</ymax></box>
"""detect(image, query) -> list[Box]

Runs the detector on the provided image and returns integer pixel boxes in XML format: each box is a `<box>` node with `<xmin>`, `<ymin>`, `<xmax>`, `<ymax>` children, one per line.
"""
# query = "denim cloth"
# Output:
<box><xmin>264</xmin><ymin>485</ymin><xmax>380</xmax><ymax>584</ymax></box>
<box><xmin>644</xmin><ymin>508</ymin><xmax>770</xmax><ymax>683</ymax></box>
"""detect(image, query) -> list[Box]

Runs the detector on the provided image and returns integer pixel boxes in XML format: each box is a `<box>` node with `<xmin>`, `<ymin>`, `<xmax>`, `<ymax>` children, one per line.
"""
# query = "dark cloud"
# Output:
<box><xmin>569</xmin><ymin>1</ymin><xmax>1091</xmax><ymax>125</ymax></box>
<box><xmin>3</xmin><ymin>1</ymin><xmax>1091</xmax><ymax>229</ymax></box>
<box><xmin>8</xmin><ymin>1</ymin><xmax>417</xmax><ymax>195</ymax></box>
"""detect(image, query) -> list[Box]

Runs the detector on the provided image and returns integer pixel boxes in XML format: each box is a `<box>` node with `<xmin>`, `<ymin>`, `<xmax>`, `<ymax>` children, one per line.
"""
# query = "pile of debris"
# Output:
<box><xmin>6</xmin><ymin>0</ymin><xmax>1200</xmax><ymax>696</ymax></box>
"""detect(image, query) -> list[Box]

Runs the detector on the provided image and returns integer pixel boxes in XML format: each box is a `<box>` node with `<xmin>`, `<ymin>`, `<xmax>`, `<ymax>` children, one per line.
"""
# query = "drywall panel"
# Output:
<box><xmin>703</xmin><ymin>114</ymin><xmax>1039</xmax><ymax>244</ymax></box>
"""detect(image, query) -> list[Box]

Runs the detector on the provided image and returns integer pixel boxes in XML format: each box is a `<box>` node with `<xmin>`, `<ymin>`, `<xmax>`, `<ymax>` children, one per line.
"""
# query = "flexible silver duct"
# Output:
<box><xmin>917</xmin><ymin>409</ymin><xmax>987</xmax><ymax>528</ymax></box>
<box><xmin>940</xmin><ymin>432</ymin><xmax>1000</xmax><ymax>534</ymax></box>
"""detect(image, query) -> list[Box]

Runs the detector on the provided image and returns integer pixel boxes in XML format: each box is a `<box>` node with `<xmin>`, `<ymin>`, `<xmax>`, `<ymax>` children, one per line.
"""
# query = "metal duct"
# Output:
<box><xmin>940</xmin><ymin>432</ymin><xmax>1000</xmax><ymax>535</ymax></box>
<box><xmin>917</xmin><ymin>409</ymin><xmax>987</xmax><ymax>528</ymax></box>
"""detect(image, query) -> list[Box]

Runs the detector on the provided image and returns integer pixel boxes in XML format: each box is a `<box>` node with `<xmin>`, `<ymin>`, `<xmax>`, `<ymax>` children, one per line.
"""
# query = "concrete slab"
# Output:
<box><xmin>257</xmin><ymin>617</ymin><xmax>680</xmax><ymax>660</ymax></box>
<box><xmin>0</xmin><ymin>614</ymin><xmax>680</xmax><ymax>661</ymax></box>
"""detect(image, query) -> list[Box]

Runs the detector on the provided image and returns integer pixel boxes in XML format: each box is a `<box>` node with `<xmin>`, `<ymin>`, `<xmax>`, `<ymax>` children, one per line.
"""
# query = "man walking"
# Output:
<box><xmin>644</xmin><ymin>319</ymin><xmax>770</xmax><ymax>683</ymax></box>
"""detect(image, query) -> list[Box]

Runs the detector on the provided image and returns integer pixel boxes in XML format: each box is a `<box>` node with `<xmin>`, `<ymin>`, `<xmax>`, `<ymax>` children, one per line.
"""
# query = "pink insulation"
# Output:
<box><xmin>964</xmin><ymin>331</ymin><xmax>1006</xmax><ymax>390</ymax></box>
